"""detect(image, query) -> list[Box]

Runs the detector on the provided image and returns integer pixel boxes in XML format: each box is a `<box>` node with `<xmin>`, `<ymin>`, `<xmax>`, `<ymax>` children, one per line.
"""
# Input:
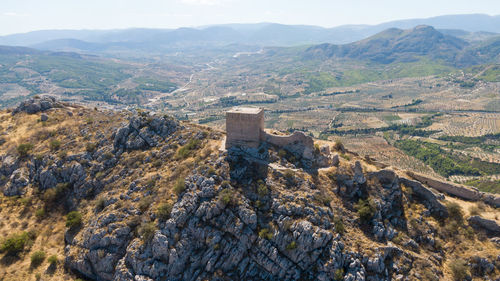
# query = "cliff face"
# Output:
<box><xmin>0</xmin><ymin>98</ymin><xmax>499</xmax><ymax>281</ymax></box>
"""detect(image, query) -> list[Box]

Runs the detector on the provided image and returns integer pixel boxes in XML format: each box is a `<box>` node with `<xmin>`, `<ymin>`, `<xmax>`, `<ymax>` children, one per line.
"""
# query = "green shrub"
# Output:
<box><xmin>258</xmin><ymin>228</ymin><xmax>273</xmax><ymax>240</ymax></box>
<box><xmin>0</xmin><ymin>231</ymin><xmax>34</xmax><ymax>255</ymax></box>
<box><xmin>333</xmin><ymin>140</ymin><xmax>344</xmax><ymax>152</ymax></box>
<box><xmin>449</xmin><ymin>259</ymin><xmax>469</xmax><ymax>280</ymax></box>
<box><xmin>283</xmin><ymin>169</ymin><xmax>294</xmax><ymax>179</ymax></box>
<box><xmin>446</xmin><ymin>202</ymin><xmax>464</xmax><ymax>222</ymax></box>
<box><xmin>35</xmin><ymin>208</ymin><xmax>45</xmax><ymax>220</ymax></box>
<box><xmin>95</xmin><ymin>197</ymin><xmax>106</xmax><ymax>212</ymax></box>
<box><xmin>314</xmin><ymin>143</ymin><xmax>320</xmax><ymax>154</ymax></box>
<box><xmin>156</xmin><ymin>202</ymin><xmax>173</xmax><ymax>221</ymax></box>
<box><xmin>333</xmin><ymin>217</ymin><xmax>345</xmax><ymax>234</ymax></box>
<box><xmin>49</xmin><ymin>139</ymin><xmax>61</xmax><ymax>151</ymax></box>
<box><xmin>257</xmin><ymin>182</ymin><xmax>269</xmax><ymax>197</ymax></box>
<box><xmin>314</xmin><ymin>192</ymin><xmax>332</xmax><ymax>206</ymax></box>
<box><xmin>138</xmin><ymin>222</ymin><xmax>156</xmax><ymax>242</ymax></box>
<box><xmin>103</xmin><ymin>152</ymin><xmax>114</xmax><ymax>160</ymax></box>
<box><xmin>468</xmin><ymin>205</ymin><xmax>480</xmax><ymax>216</ymax></box>
<box><xmin>340</xmin><ymin>153</ymin><xmax>350</xmax><ymax>160</ymax></box>
<box><xmin>278</xmin><ymin>149</ymin><xmax>287</xmax><ymax>158</ymax></box>
<box><xmin>42</xmin><ymin>183</ymin><xmax>70</xmax><ymax>204</ymax></box>
<box><xmin>138</xmin><ymin>196</ymin><xmax>153</xmax><ymax>212</ymax></box>
<box><xmin>48</xmin><ymin>254</ymin><xmax>58</xmax><ymax>266</ymax></box>
<box><xmin>30</xmin><ymin>251</ymin><xmax>46</xmax><ymax>267</ymax></box>
<box><xmin>85</xmin><ymin>142</ymin><xmax>97</xmax><ymax>153</ymax></box>
<box><xmin>66</xmin><ymin>211</ymin><xmax>82</xmax><ymax>229</ymax></box>
<box><xmin>334</xmin><ymin>268</ymin><xmax>344</xmax><ymax>281</ymax></box>
<box><xmin>176</xmin><ymin>139</ymin><xmax>200</xmax><ymax>159</ymax></box>
<box><xmin>219</xmin><ymin>189</ymin><xmax>238</xmax><ymax>206</ymax></box>
<box><xmin>286</xmin><ymin>241</ymin><xmax>297</xmax><ymax>250</ymax></box>
<box><xmin>354</xmin><ymin>198</ymin><xmax>376</xmax><ymax>223</ymax></box>
<box><xmin>17</xmin><ymin>143</ymin><xmax>34</xmax><ymax>157</ymax></box>
<box><xmin>173</xmin><ymin>178</ymin><xmax>186</xmax><ymax>195</ymax></box>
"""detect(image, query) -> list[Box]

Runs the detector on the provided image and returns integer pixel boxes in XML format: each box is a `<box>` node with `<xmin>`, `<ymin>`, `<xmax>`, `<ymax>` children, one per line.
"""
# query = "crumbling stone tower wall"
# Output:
<box><xmin>225</xmin><ymin>107</ymin><xmax>264</xmax><ymax>148</ymax></box>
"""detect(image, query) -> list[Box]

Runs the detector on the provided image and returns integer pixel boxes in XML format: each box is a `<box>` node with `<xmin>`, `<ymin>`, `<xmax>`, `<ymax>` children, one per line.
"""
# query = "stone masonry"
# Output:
<box><xmin>225</xmin><ymin>107</ymin><xmax>265</xmax><ymax>148</ymax></box>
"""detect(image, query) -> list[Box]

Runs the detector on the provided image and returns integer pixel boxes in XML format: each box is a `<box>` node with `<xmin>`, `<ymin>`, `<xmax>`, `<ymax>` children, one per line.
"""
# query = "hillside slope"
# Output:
<box><xmin>0</xmin><ymin>97</ymin><xmax>499</xmax><ymax>281</ymax></box>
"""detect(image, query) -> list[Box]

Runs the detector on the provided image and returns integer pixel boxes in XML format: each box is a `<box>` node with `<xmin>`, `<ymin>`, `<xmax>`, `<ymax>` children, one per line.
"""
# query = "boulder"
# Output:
<box><xmin>4</xmin><ymin>168</ymin><xmax>28</xmax><ymax>196</ymax></box>
<box><xmin>468</xmin><ymin>216</ymin><xmax>500</xmax><ymax>234</ymax></box>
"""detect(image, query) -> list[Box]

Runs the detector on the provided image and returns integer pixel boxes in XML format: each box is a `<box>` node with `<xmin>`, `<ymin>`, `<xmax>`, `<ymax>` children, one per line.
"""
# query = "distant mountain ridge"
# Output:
<box><xmin>303</xmin><ymin>25</ymin><xmax>472</xmax><ymax>64</ymax></box>
<box><xmin>0</xmin><ymin>14</ymin><xmax>498</xmax><ymax>51</ymax></box>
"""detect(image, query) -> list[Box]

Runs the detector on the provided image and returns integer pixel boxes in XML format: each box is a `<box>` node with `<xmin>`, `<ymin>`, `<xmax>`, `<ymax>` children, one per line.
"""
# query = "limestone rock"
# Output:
<box><xmin>352</xmin><ymin>161</ymin><xmax>366</xmax><ymax>185</ymax></box>
<box><xmin>468</xmin><ymin>215</ymin><xmax>500</xmax><ymax>234</ymax></box>
<box><xmin>113</xmin><ymin>114</ymin><xmax>179</xmax><ymax>151</ymax></box>
<box><xmin>3</xmin><ymin>168</ymin><xmax>28</xmax><ymax>196</ymax></box>
<box><xmin>13</xmin><ymin>96</ymin><xmax>62</xmax><ymax>115</ymax></box>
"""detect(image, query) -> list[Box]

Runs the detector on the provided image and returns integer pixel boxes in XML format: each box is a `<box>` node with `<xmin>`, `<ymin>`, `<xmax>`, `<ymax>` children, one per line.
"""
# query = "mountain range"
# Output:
<box><xmin>0</xmin><ymin>14</ymin><xmax>498</xmax><ymax>54</ymax></box>
<box><xmin>302</xmin><ymin>25</ymin><xmax>500</xmax><ymax>66</ymax></box>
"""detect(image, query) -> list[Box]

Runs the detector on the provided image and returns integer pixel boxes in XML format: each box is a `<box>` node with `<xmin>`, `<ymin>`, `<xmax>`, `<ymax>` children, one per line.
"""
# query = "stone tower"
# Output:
<box><xmin>225</xmin><ymin>107</ymin><xmax>264</xmax><ymax>148</ymax></box>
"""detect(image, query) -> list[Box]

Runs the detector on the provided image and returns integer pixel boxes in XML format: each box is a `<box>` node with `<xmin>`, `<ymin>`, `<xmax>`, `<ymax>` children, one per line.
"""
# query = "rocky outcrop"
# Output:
<box><xmin>3</xmin><ymin>168</ymin><xmax>28</xmax><ymax>196</ymax></box>
<box><xmin>368</xmin><ymin>169</ymin><xmax>405</xmax><ymax>241</ymax></box>
<box><xmin>113</xmin><ymin>114</ymin><xmax>179</xmax><ymax>151</ymax></box>
<box><xmin>469</xmin><ymin>256</ymin><xmax>495</xmax><ymax>277</ymax></box>
<box><xmin>468</xmin><ymin>216</ymin><xmax>500</xmax><ymax>234</ymax></box>
<box><xmin>12</xmin><ymin>96</ymin><xmax>62</xmax><ymax>114</ymax></box>
<box><xmin>103</xmin><ymin>172</ymin><xmax>341</xmax><ymax>281</ymax></box>
<box><xmin>65</xmin><ymin>211</ymin><xmax>134</xmax><ymax>281</ymax></box>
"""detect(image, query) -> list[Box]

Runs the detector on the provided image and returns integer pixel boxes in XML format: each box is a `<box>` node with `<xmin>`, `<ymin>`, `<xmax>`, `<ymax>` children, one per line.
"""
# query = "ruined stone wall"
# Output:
<box><xmin>261</xmin><ymin>131</ymin><xmax>314</xmax><ymax>159</ymax></box>
<box><xmin>407</xmin><ymin>171</ymin><xmax>500</xmax><ymax>208</ymax></box>
<box><xmin>407</xmin><ymin>171</ymin><xmax>482</xmax><ymax>200</ymax></box>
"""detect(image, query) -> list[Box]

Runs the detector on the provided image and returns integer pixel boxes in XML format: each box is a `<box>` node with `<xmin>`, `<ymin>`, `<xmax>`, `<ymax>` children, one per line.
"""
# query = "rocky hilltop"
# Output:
<box><xmin>0</xmin><ymin>97</ymin><xmax>499</xmax><ymax>281</ymax></box>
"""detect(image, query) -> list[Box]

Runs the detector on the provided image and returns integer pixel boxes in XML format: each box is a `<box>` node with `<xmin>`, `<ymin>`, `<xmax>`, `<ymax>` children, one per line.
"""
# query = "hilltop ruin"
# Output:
<box><xmin>225</xmin><ymin>107</ymin><xmax>331</xmax><ymax>168</ymax></box>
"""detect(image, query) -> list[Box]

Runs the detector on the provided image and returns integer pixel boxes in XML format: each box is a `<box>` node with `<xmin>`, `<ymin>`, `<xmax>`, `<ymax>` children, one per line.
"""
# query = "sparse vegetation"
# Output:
<box><xmin>17</xmin><ymin>143</ymin><xmax>34</xmax><ymax>157</ymax></box>
<box><xmin>138</xmin><ymin>196</ymin><xmax>153</xmax><ymax>212</ymax></box>
<box><xmin>0</xmin><ymin>231</ymin><xmax>35</xmax><ymax>255</ymax></box>
<box><xmin>95</xmin><ymin>197</ymin><xmax>106</xmax><ymax>212</ymax></box>
<box><xmin>176</xmin><ymin>139</ymin><xmax>200</xmax><ymax>159</ymax></box>
<box><xmin>354</xmin><ymin>198</ymin><xmax>376</xmax><ymax>223</ymax></box>
<box><xmin>42</xmin><ymin>182</ymin><xmax>70</xmax><ymax>205</ymax></box>
<box><xmin>48</xmin><ymin>254</ymin><xmax>58</xmax><ymax>266</ymax></box>
<box><xmin>334</xmin><ymin>268</ymin><xmax>344</xmax><ymax>281</ymax></box>
<box><xmin>156</xmin><ymin>202</ymin><xmax>173</xmax><ymax>221</ymax></box>
<box><xmin>283</xmin><ymin>169</ymin><xmax>294</xmax><ymax>179</ymax></box>
<box><xmin>35</xmin><ymin>208</ymin><xmax>45</xmax><ymax>220</ymax></box>
<box><xmin>219</xmin><ymin>188</ymin><xmax>238</xmax><ymax>206</ymax></box>
<box><xmin>286</xmin><ymin>241</ymin><xmax>297</xmax><ymax>250</ymax></box>
<box><xmin>173</xmin><ymin>178</ymin><xmax>186</xmax><ymax>195</ymax></box>
<box><xmin>49</xmin><ymin>139</ymin><xmax>62</xmax><ymax>151</ymax></box>
<box><xmin>66</xmin><ymin>211</ymin><xmax>82</xmax><ymax>229</ymax></box>
<box><xmin>446</xmin><ymin>202</ymin><xmax>464</xmax><ymax>223</ymax></box>
<box><xmin>86</xmin><ymin>142</ymin><xmax>97</xmax><ymax>153</ymax></box>
<box><xmin>449</xmin><ymin>259</ymin><xmax>469</xmax><ymax>281</ymax></box>
<box><xmin>333</xmin><ymin>217</ymin><xmax>345</xmax><ymax>234</ymax></box>
<box><xmin>258</xmin><ymin>228</ymin><xmax>273</xmax><ymax>240</ymax></box>
<box><xmin>138</xmin><ymin>222</ymin><xmax>156</xmax><ymax>242</ymax></box>
<box><xmin>30</xmin><ymin>251</ymin><xmax>46</xmax><ymax>267</ymax></box>
<box><xmin>257</xmin><ymin>181</ymin><xmax>269</xmax><ymax>197</ymax></box>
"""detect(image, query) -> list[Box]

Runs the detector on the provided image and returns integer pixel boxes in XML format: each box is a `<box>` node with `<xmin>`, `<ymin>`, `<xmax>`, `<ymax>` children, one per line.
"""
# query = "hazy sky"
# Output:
<box><xmin>1</xmin><ymin>0</ymin><xmax>499</xmax><ymax>35</ymax></box>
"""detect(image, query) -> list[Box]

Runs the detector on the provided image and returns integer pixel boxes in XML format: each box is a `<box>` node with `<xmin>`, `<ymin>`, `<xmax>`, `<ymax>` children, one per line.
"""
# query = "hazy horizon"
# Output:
<box><xmin>1</xmin><ymin>0</ymin><xmax>500</xmax><ymax>36</ymax></box>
